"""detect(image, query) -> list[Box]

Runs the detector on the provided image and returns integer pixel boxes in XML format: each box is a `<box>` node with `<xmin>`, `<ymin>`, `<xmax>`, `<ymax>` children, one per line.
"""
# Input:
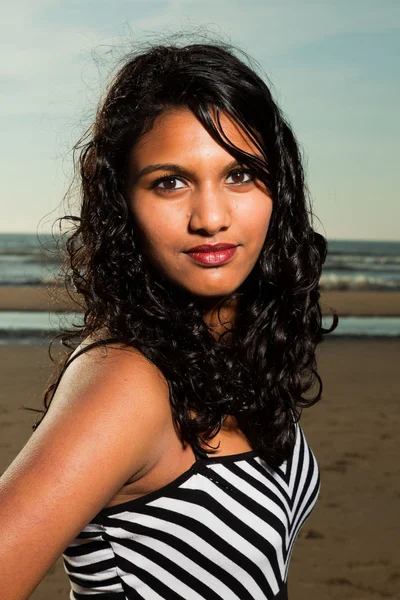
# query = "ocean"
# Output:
<box><xmin>1</xmin><ymin>233</ymin><xmax>399</xmax><ymax>291</ymax></box>
<box><xmin>0</xmin><ymin>232</ymin><xmax>399</xmax><ymax>341</ymax></box>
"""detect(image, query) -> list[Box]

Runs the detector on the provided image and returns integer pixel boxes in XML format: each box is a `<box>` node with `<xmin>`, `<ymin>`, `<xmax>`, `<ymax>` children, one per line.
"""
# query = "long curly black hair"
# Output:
<box><xmin>29</xmin><ymin>40</ymin><xmax>338</xmax><ymax>467</ymax></box>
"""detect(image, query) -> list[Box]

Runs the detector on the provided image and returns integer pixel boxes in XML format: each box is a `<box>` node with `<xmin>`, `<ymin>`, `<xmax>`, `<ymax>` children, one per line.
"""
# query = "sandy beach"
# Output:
<box><xmin>0</xmin><ymin>289</ymin><xmax>399</xmax><ymax>598</ymax></box>
<box><xmin>1</xmin><ymin>285</ymin><xmax>400</xmax><ymax>316</ymax></box>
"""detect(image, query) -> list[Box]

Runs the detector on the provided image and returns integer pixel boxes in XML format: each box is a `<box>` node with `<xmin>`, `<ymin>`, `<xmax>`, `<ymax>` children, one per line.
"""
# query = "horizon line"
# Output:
<box><xmin>0</xmin><ymin>232</ymin><xmax>398</xmax><ymax>244</ymax></box>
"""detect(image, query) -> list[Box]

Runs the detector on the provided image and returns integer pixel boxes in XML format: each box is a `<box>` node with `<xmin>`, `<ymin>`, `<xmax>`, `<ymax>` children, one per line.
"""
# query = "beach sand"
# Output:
<box><xmin>1</xmin><ymin>285</ymin><xmax>400</xmax><ymax>316</ymax></box>
<box><xmin>0</xmin><ymin>337</ymin><xmax>399</xmax><ymax>599</ymax></box>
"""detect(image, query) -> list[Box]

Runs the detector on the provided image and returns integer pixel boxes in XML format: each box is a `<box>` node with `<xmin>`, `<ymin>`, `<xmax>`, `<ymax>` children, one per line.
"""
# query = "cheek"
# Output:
<box><xmin>133</xmin><ymin>204</ymin><xmax>182</xmax><ymax>252</ymax></box>
<box><xmin>238</xmin><ymin>195</ymin><xmax>273</xmax><ymax>239</ymax></box>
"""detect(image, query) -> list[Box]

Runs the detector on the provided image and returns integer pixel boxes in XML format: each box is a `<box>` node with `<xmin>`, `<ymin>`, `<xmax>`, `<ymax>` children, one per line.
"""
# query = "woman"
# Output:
<box><xmin>0</xmin><ymin>41</ymin><xmax>337</xmax><ymax>599</ymax></box>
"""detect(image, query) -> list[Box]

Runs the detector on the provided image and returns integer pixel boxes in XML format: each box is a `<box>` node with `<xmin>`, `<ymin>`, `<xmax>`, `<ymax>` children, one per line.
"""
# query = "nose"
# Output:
<box><xmin>188</xmin><ymin>183</ymin><xmax>232</xmax><ymax>235</ymax></box>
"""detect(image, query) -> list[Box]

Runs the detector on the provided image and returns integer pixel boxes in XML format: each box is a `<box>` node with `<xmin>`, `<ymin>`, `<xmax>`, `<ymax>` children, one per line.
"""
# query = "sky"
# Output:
<box><xmin>1</xmin><ymin>0</ymin><xmax>399</xmax><ymax>241</ymax></box>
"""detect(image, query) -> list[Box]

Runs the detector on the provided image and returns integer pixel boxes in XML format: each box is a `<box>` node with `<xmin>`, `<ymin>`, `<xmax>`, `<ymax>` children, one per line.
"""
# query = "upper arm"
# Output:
<box><xmin>0</xmin><ymin>342</ymin><xmax>171</xmax><ymax>600</ymax></box>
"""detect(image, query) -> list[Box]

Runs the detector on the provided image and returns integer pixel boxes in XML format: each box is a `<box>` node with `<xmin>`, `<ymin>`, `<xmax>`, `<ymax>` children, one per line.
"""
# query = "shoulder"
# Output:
<box><xmin>65</xmin><ymin>327</ymin><xmax>165</xmax><ymax>386</ymax></box>
<box><xmin>30</xmin><ymin>328</ymin><xmax>173</xmax><ymax>514</ymax></box>
<box><xmin>47</xmin><ymin>329</ymin><xmax>172</xmax><ymax>473</ymax></box>
<box><xmin>0</xmin><ymin>330</ymin><xmax>172</xmax><ymax>597</ymax></box>
<box><xmin>64</xmin><ymin>326</ymin><xmax>167</xmax><ymax>393</ymax></box>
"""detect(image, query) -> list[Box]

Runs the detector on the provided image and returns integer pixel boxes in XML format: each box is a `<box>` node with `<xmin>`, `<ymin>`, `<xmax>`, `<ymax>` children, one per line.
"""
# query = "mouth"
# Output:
<box><xmin>185</xmin><ymin>246</ymin><xmax>238</xmax><ymax>266</ymax></box>
<box><xmin>185</xmin><ymin>243</ymin><xmax>237</xmax><ymax>253</ymax></box>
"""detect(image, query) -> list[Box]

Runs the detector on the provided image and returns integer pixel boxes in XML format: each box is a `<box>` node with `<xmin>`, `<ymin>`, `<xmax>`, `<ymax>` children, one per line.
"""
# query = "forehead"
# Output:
<box><xmin>131</xmin><ymin>107</ymin><xmax>260</xmax><ymax>163</ymax></box>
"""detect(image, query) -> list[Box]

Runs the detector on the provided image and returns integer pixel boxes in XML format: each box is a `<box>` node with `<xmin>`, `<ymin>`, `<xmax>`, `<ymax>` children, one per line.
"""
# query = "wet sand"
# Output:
<box><xmin>1</xmin><ymin>285</ymin><xmax>400</xmax><ymax>316</ymax></box>
<box><xmin>0</xmin><ymin>337</ymin><xmax>399</xmax><ymax>599</ymax></box>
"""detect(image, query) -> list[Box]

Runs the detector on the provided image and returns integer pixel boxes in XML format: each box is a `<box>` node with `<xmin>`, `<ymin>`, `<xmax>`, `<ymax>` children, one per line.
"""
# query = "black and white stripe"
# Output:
<box><xmin>63</xmin><ymin>422</ymin><xmax>320</xmax><ymax>599</ymax></box>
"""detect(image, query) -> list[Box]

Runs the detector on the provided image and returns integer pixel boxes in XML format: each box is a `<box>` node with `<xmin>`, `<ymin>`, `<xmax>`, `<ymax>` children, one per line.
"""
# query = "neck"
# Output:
<box><xmin>200</xmin><ymin>296</ymin><xmax>239</xmax><ymax>342</ymax></box>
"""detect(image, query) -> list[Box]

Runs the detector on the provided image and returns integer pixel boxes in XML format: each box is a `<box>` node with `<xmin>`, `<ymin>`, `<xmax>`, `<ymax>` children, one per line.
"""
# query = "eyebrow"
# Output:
<box><xmin>134</xmin><ymin>159</ymin><xmax>245</xmax><ymax>182</ymax></box>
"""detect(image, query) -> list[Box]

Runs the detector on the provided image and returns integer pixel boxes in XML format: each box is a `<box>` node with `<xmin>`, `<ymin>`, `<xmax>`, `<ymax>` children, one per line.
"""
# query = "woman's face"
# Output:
<box><xmin>126</xmin><ymin>107</ymin><xmax>273</xmax><ymax>299</ymax></box>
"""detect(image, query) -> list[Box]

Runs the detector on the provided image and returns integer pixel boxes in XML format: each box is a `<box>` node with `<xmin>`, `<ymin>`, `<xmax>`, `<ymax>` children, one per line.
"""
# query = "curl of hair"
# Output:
<box><xmin>28</xmin><ymin>39</ymin><xmax>338</xmax><ymax>468</ymax></box>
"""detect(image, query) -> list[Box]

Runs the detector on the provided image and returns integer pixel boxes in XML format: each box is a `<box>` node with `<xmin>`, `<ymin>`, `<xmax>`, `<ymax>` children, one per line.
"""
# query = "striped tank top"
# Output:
<box><xmin>62</xmin><ymin>421</ymin><xmax>320</xmax><ymax>599</ymax></box>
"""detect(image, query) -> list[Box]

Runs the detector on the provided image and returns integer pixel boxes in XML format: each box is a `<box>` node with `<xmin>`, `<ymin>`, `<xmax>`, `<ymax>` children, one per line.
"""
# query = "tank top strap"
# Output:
<box><xmin>191</xmin><ymin>444</ymin><xmax>206</xmax><ymax>462</ymax></box>
<box><xmin>191</xmin><ymin>445</ymin><xmax>201</xmax><ymax>462</ymax></box>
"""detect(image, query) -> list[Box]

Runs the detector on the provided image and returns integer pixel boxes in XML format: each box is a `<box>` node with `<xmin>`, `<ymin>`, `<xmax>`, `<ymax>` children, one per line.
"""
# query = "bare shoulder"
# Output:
<box><xmin>46</xmin><ymin>328</ymin><xmax>172</xmax><ymax>472</ymax></box>
<box><xmin>0</xmin><ymin>328</ymin><xmax>171</xmax><ymax>599</ymax></box>
<box><xmin>62</xmin><ymin>328</ymin><xmax>169</xmax><ymax>400</ymax></box>
<box><xmin>66</xmin><ymin>327</ymin><xmax>163</xmax><ymax>380</ymax></box>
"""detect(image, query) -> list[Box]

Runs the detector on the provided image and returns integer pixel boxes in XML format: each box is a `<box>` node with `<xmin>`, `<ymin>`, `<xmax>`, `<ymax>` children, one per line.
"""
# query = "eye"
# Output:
<box><xmin>151</xmin><ymin>175</ymin><xmax>187</xmax><ymax>192</ymax></box>
<box><xmin>226</xmin><ymin>169</ymin><xmax>254</xmax><ymax>185</ymax></box>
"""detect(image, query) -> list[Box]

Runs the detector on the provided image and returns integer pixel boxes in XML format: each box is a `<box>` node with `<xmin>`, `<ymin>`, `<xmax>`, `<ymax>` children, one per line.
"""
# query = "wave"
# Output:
<box><xmin>326</xmin><ymin>255</ymin><xmax>400</xmax><ymax>271</ymax></box>
<box><xmin>0</xmin><ymin>277</ymin><xmax>61</xmax><ymax>286</ymax></box>
<box><xmin>1</xmin><ymin>274</ymin><xmax>399</xmax><ymax>291</ymax></box>
<box><xmin>2</xmin><ymin>323</ymin><xmax>400</xmax><ymax>343</ymax></box>
<box><xmin>0</xmin><ymin>329</ymin><xmax>55</xmax><ymax>346</ymax></box>
<box><xmin>0</xmin><ymin>256</ymin><xmax>59</xmax><ymax>266</ymax></box>
<box><xmin>1</xmin><ymin>239</ymin><xmax>399</xmax><ymax>292</ymax></box>
<box><xmin>320</xmin><ymin>273</ymin><xmax>400</xmax><ymax>291</ymax></box>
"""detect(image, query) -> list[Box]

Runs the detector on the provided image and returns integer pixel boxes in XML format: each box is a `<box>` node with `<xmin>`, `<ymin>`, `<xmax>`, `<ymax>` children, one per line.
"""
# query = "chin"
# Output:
<box><xmin>182</xmin><ymin>282</ymin><xmax>241</xmax><ymax>298</ymax></box>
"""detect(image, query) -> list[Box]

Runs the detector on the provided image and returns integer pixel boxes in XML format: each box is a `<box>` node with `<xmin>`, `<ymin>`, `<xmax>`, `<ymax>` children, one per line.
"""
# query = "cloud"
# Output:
<box><xmin>1</xmin><ymin>0</ymin><xmax>399</xmax><ymax>238</ymax></box>
<box><xmin>2</xmin><ymin>0</ymin><xmax>399</xmax><ymax>116</ymax></box>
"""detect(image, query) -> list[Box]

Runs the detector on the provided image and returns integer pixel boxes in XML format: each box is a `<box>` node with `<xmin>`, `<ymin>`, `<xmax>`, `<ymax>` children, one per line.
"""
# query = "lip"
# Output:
<box><xmin>186</xmin><ymin>246</ymin><xmax>238</xmax><ymax>266</ymax></box>
<box><xmin>185</xmin><ymin>243</ymin><xmax>237</xmax><ymax>252</ymax></box>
